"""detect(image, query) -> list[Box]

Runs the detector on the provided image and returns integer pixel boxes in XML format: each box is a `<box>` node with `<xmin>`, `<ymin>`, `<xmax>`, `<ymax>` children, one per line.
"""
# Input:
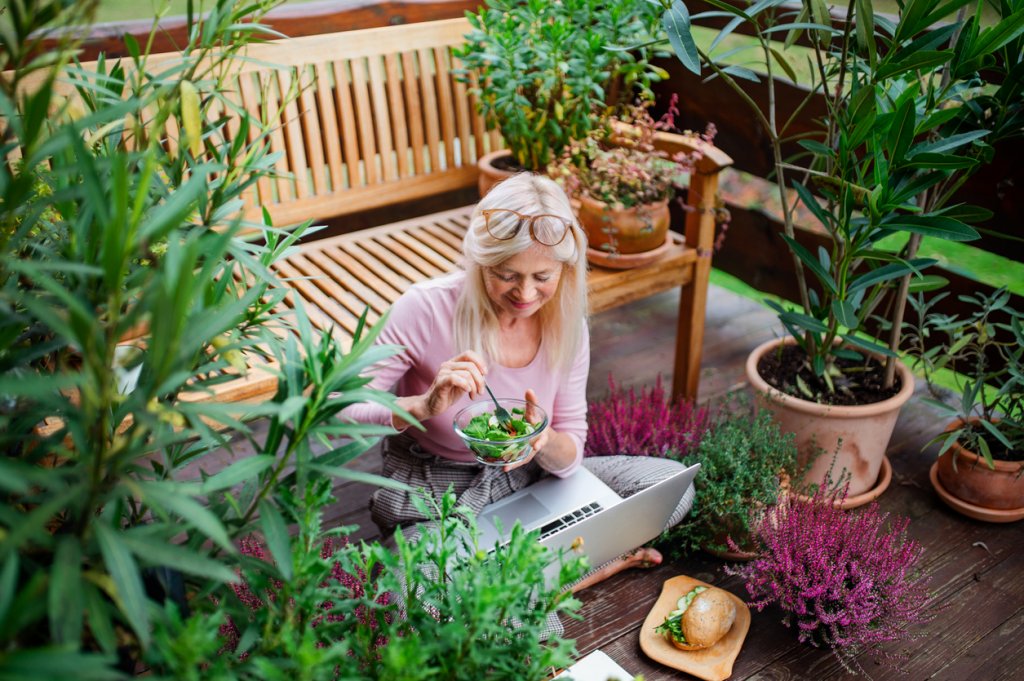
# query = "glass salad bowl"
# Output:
<box><xmin>453</xmin><ymin>398</ymin><xmax>548</xmax><ymax>466</ymax></box>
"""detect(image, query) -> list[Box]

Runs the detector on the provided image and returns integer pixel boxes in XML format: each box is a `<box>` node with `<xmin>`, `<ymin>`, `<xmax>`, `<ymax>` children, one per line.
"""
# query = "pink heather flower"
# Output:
<box><xmin>586</xmin><ymin>375</ymin><xmax>710</xmax><ymax>458</ymax></box>
<box><xmin>218</xmin><ymin>534</ymin><xmax>391</xmax><ymax>656</ymax></box>
<box><xmin>726</xmin><ymin>485</ymin><xmax>935</xmax><ymax>674</ymax></box>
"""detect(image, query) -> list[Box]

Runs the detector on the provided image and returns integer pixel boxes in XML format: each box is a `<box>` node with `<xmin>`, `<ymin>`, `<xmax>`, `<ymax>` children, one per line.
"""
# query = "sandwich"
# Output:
<box><xmin>654</xmin><ymin>585</ymin><xmax>736</xmax><ymax>651</ymax></box>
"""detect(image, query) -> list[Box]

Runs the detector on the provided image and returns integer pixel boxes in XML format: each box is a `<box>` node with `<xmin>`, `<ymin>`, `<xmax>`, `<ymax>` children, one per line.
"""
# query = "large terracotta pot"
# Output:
<box><xmin>576</xmin><ymin>194</ymin><xmax>670</xmax><ymax>257</ymax></box>
<box><xmin>477</xmin><ymin>149</ymin><xmax>517</xmax><ymax>198</ymax></box>
<box><xmin>745</xmin><ymin>337</ymin><xmax>915</xmax><ymax>505</ymax></box>
<box><xmin>936</xmin><ymin>420</ymin><xmax>1024</xmax><ymax>513</ymax></box>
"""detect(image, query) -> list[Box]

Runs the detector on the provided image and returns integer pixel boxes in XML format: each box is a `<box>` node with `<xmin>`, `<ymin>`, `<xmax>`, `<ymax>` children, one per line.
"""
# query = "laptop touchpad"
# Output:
<box><xmin>483</xmin><ymin>494</ymin><xmax>550</xmax><ymax>532</ymax></box>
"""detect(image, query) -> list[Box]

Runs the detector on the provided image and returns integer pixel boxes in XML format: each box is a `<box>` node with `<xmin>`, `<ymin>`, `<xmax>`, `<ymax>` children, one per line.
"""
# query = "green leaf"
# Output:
<box><xmin>663</xmin><ymin>1</ymin><xmax>701</xmax><ymax>76</ymax></box>
<box><xmin>971</xmin><ymin>8</ymin><xmax>1024</xmax><ymax>57</ymax></box>
<box><xmin>907</xmin><ymin>274</ymin><xmax>949</xmax><ymax>292</ymax></box>
<box><xmin>907</xmin><ymin>130</ymin><xmax>989</xmax><ymax>157</ymax></box>
<box><xmin>839</xmin><ymin>333</ymin><xmax>895</xmax><ymax>357</ymax></box>
<box><xmin>791</xmin><ymin>181</ymin><xmax>833</xmax><ymax>228</ymax></box>
<box><xmin>779</xmin><ymin>310</ymin><xmax>830</xmax><ymax>333</ymax></box>
<box><xmin>48</xmin><ymin>537</ymin><xmax>84</xmax><ymax>645</ymax></box>
<box><xmin>781</xmin><ymin>233</ymin><xmax>838</xmax><ymax>294</ymax></box>
<box><xmin>769</xmin><ymin>47</ymin><xmax>799</xmax><ymax>83</ymax></box>
<box><xmin>95</xmin><ymin>524</ymin><xmax>150</xmax><ymax>649</ymax></box>
<box><xmin>258</xmin><ymin>500</ymin><xmax>293</xmax><ymax>580</ymax></box>
<box><xmin>831</xmin><ymin>299</ymin><xmax>858</xmax><ymax>328</ymax></box>
<box><xmin>881</xmin><ymin>214</ymin><xmax>980</xmax><ymax>242</ymax></box>
<box><xmin>903</xmin><ymin>152</ymin><xmax>980</xmax><ymax>170</ymax></box>
<box><xmin>119</xmin><ymin>534</ymin><xmax>238</xmax><ymax>584</ymax></box>
<box><xmin>0</xmin><ymin>647</ymin><xmax>121</xmax><ymax>681</ymax></box>
<box><xmin>876</xmin><ymin>50</ymin><xmax>951</xmax><ymax>80</ymax></box>
<box><xmin>137</xmin><ymin>482</ymin><xmax>235</xmax><ymax>553</ymax></box>
<box><xmin>848</xmin><ymin>257</ymin><xmax>937</xmax><ymax>293</ymax></box>
<box><xmin>855</xmin><ymin>0</ymin><xmax>877</xmax><ymax>67</ymax></box>
<box><xmin>308</xmin><ymin>464</ymin><xmax>413</xmax><ymax>491</ymax></box>
<box><xmin>887</xmin><ymin>96</ymin><xmax>916</xmax><ymax>164</ymax></box>
<box><xmin>201</xmin><ymin>455</ymin><xmax>275</xmax><ymax>493</ymax></box>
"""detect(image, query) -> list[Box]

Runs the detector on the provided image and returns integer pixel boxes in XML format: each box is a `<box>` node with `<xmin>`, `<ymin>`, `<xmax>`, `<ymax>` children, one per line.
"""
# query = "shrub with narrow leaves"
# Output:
<box><xmin>727</xmin><ymin>486</ymin><xmax>934</xmax><ymax>674</ymax></box>
<box><xmin>586</xmin><ymin>375</ymin><xmax>710</xmax><ymax>458</ymax></box>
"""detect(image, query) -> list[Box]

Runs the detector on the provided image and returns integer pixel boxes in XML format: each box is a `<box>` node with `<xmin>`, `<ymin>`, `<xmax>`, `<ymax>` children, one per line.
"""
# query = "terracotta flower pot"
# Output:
<box><xmin>577</xmin><ymin>194</ymin><xmax>670</xmax><ymax>258</ymax></box>
<box><xmin>935</xmin><ymin>420</ymin><xmax>1024</xmax><ymax>513</ymax></box>
<box><xmin>745</xmin><ymin>338</ymin><xmax>914</xmax><ymax>505</ymax></box>
<box><xmin>477</xmin><ymin>149</ymin><xmax>518</xmax><ymax>198</ymax></box>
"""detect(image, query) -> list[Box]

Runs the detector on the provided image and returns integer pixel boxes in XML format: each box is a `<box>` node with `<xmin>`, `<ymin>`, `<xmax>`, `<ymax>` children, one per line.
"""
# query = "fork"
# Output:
<box><xmin>483</xmin><ymin>383</ymin><xmax>515</xmax><ymax>431</ymax></box>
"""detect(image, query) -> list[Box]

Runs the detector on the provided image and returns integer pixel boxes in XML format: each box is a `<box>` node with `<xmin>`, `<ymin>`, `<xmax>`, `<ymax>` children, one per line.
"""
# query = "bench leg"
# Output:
<box><xmin>673</xmin><ymin>252</ymin><xmax>711</xmax><ymax>403</ymax></box>
<box><xmin>671</xmin><ymin>169</ymin><xmax>720</xmax><ymax>403</ymax></box>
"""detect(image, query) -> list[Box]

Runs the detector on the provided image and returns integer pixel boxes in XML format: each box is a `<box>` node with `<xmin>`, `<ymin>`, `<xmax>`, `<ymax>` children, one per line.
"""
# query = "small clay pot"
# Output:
<box><xmin>577</xmin><ymin>195</ymin><xmax>670</xmax><ymax>256</ymax></box>
<box><xmin>937</xmin><ymin>421</ymin><xmax>1024</xmax><ymax>511</ymax></box>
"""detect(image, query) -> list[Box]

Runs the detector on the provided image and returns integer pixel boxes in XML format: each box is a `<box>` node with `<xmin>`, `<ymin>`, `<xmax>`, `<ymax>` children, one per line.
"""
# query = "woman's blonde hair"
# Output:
<box><xmin>454</xmin><ymin>173</ymin><xmax>588</xmax><ymax>372</ymax></box>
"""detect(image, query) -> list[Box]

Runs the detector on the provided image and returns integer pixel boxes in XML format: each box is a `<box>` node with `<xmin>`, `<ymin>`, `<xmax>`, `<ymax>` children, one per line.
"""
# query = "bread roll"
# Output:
<box><xmin>681</xmin><ymin>588</ymin><xmax>736</xmax><ymax>649</ymax></box>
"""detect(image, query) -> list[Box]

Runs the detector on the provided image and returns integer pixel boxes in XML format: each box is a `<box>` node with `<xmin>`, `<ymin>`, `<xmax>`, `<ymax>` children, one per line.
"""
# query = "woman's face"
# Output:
<box><xmin>483</xmin><ymin>244</ymin><xmax>563</xmax><ymax>320</ymax></box>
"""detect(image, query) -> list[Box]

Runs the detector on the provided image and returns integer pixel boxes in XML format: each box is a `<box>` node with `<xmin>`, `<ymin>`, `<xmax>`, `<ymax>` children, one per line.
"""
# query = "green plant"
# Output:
<box><xmin>660</xmin><ymin>0</ymin><xmax>1024</xmax><ymax>403</ymax></box>
<box><xmin>0</xmin><ymin>1</ymin><xmax>408</xmax><ymax>676</ymax></box>
<box><xmin>456</xmin><ymin>0</ymin><xmax>665</xmax><ymax>171</ymax></box>
<box><xmin>659</xmin><ymin>397</ymin><xmax>800</xmax><ymax>557</ymax></box>
<box><xmin>549</xmin><ymin>101</ymin><xmax>703</xmax><ymax>208</ymax></box>
<box><xmin>147</xmin><ymin>487</ymin><xmax>588</xmax><ymax>681</ymax></box>
<box><xmin>905</xmin><ymin>287</ymin><xmax>1024</xmax><ymax>468</ymax></box>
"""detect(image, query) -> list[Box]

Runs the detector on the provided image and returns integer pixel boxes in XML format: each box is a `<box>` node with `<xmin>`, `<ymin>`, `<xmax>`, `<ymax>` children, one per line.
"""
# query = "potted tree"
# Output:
<box><xmin>662</xmin><ymin>0</ymin><xmax>1024</xmax><ymax>504</ymax></box>
<box><xmin>457</xmin><ymin>0</ymin><xmax>665</xmax><ymax>195</ymax></box>
<box><xmin>906</xmin><ymin>287</ymin><xmax>1024</xmax><ymax>521</ymax></box>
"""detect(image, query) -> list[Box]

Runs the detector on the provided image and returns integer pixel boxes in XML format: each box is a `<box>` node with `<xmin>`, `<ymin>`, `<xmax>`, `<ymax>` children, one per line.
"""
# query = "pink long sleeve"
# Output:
<box><xmin>339</xmin><ymin>271</ymin><xmax>588</xmax><ymax>476</ymax></box>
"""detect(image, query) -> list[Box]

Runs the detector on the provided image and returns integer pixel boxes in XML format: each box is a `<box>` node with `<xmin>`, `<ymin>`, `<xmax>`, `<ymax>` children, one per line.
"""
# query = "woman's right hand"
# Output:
<box><xmin>394</xmin><ymin>351</ymin><xmax>487</xmax><ymax>428</ymax></box>
<box><xmin>423</xmin><ymin>350</ymin><xmax>488</xmax><ymax>418</ymax></box>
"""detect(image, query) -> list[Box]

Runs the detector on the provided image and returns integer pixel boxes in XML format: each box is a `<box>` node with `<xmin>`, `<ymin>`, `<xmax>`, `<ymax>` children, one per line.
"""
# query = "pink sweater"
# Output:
<box><xmin>341</xmin><ymin>271</ymin><xmax>587</xmax><ymax>477</ymax></box>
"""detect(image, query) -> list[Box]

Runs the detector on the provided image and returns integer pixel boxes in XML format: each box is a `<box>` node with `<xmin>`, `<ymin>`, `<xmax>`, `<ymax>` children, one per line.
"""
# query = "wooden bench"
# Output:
<box><xmin>40</xmin><ymin>17</ymin><xmax>733</xmax><ymax>403</ymax></box>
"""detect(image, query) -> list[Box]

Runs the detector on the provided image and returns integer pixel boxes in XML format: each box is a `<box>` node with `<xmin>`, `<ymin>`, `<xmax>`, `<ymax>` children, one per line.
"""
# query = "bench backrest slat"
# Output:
<box><xmin>8</xmin><ymin>18</ymin><xmax>497</xmax><ymax>226</ymax></box>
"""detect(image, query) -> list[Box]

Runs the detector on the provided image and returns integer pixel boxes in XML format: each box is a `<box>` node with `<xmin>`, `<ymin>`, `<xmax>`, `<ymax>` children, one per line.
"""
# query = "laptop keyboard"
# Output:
<box><xmin>538</xmin><ymin>501</ymin><xmax>604</xmax><ymax>539</ymax></box>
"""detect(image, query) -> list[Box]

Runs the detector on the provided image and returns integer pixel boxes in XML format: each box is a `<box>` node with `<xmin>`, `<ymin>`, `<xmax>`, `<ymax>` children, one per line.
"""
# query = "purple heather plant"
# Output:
<box><xmin>585</xmin><ymin>374</ymin><xmax>711</xmax><ymax>458</ymax></box>
<box><xmin>726</xmin><ymin>485</ymin><xmax>934</xmax><ymax>675</ymax></box>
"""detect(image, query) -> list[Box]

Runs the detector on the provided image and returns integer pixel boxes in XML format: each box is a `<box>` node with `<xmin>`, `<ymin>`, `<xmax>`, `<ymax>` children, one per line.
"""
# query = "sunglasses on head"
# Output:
<box><xmin>480</xmin><ymin>208</ymin><xmax>576</xmax><ymax>247</ymax></box>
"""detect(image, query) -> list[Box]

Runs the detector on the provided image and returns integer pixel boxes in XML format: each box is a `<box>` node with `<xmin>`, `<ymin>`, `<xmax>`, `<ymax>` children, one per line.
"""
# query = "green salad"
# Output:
<box><xmin>460</xmin><ymin>407</ymin><xmax>538</xmax><ymax>462</ymax></box>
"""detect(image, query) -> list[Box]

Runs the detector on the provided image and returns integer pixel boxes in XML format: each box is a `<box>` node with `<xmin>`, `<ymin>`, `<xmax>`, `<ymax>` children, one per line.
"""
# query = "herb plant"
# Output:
<box><xmin>549</xmin><ymin>99</ymin><xmax>709</xmax><ymax>209</ymax></box>
<box><xmin>659</xmin><ymin>398</ymin><xmax>800</xmax><ymax>557</ymax></box>
<box><xmin>727</xmin><ymin>485</ymin><xmax>935</xmax><ymax>675</ymax></box>
<box><xmin>905</xmin><ymin>287</ymin><xmax>1024</xmax><ymax>468</ymax></box>
<box><xmin>456</xmin><ymin>0</ymin><xmax>665</xmax><ymax>171</ymax></box>
<box><xmin>585</xmin><ymin>374</ymin><xmax>711</xmax><ymax>458</ymax></box>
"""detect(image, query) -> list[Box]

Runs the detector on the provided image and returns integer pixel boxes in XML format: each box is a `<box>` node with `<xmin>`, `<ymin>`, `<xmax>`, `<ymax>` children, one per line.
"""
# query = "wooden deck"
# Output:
<box><xmin>229</xmin><ymin>283</ymin><xmax>1024</xmax><ymax>680</ymax></box>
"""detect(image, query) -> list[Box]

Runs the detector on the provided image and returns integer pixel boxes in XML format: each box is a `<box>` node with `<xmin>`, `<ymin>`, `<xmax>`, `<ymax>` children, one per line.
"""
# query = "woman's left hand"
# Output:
<box><xmin>503</xmin><ymin>388</ymin><xmax>550</xmax><ymax>472</ymax></box>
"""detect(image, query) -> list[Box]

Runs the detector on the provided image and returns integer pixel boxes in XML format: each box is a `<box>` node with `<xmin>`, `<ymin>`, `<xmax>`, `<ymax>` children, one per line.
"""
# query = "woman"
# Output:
<box><xmin>342</xmin><ymin>172</ymin><xmax>694</xmax><ymax>589</ymax></box>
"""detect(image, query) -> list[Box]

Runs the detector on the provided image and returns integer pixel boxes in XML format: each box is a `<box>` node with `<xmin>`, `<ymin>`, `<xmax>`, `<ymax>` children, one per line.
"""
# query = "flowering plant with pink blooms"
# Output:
<box><xmin>726</xmin><ymin>485</ymin><xmax>935</xmax><ymax>674</ymax></box>
<box><xmin>585</xmin><ymin>374</ymin><xmax>711</xmax><ymax>458</ymax></box>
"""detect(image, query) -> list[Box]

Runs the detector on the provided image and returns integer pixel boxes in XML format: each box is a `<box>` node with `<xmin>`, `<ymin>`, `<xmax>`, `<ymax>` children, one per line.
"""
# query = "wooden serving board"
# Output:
<box><xmin>638</xmin><ymin>575</ymin><xmax>751</xmax><ymax>681</ymax></box>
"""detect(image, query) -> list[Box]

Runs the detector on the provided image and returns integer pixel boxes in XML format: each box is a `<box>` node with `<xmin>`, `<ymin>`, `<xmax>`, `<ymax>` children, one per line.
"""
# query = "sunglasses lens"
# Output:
<box><xmin>531</xmin><ymin>215</ymin><xmax>570</xmax><ymax>246</ymax></box>
<box><xmin>484</xmin><ymin>210</ymin><xmax>523</xmax><ymax>240</ymax></box>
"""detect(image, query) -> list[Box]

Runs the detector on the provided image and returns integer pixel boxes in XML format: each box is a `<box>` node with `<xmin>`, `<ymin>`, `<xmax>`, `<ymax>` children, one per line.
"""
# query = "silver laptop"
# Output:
<box><xmin>475</xmin><ymin>462</ymin><xmax>700</xmax><ymax>583</ymax></box>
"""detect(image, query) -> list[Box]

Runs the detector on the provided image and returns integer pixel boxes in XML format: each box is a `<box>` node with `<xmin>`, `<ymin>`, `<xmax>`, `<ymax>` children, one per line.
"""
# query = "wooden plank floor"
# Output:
<box><xmin>224</xmin><ymin>283</ymin><xmax>1024</xmax><ymax>680</ymax></box>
